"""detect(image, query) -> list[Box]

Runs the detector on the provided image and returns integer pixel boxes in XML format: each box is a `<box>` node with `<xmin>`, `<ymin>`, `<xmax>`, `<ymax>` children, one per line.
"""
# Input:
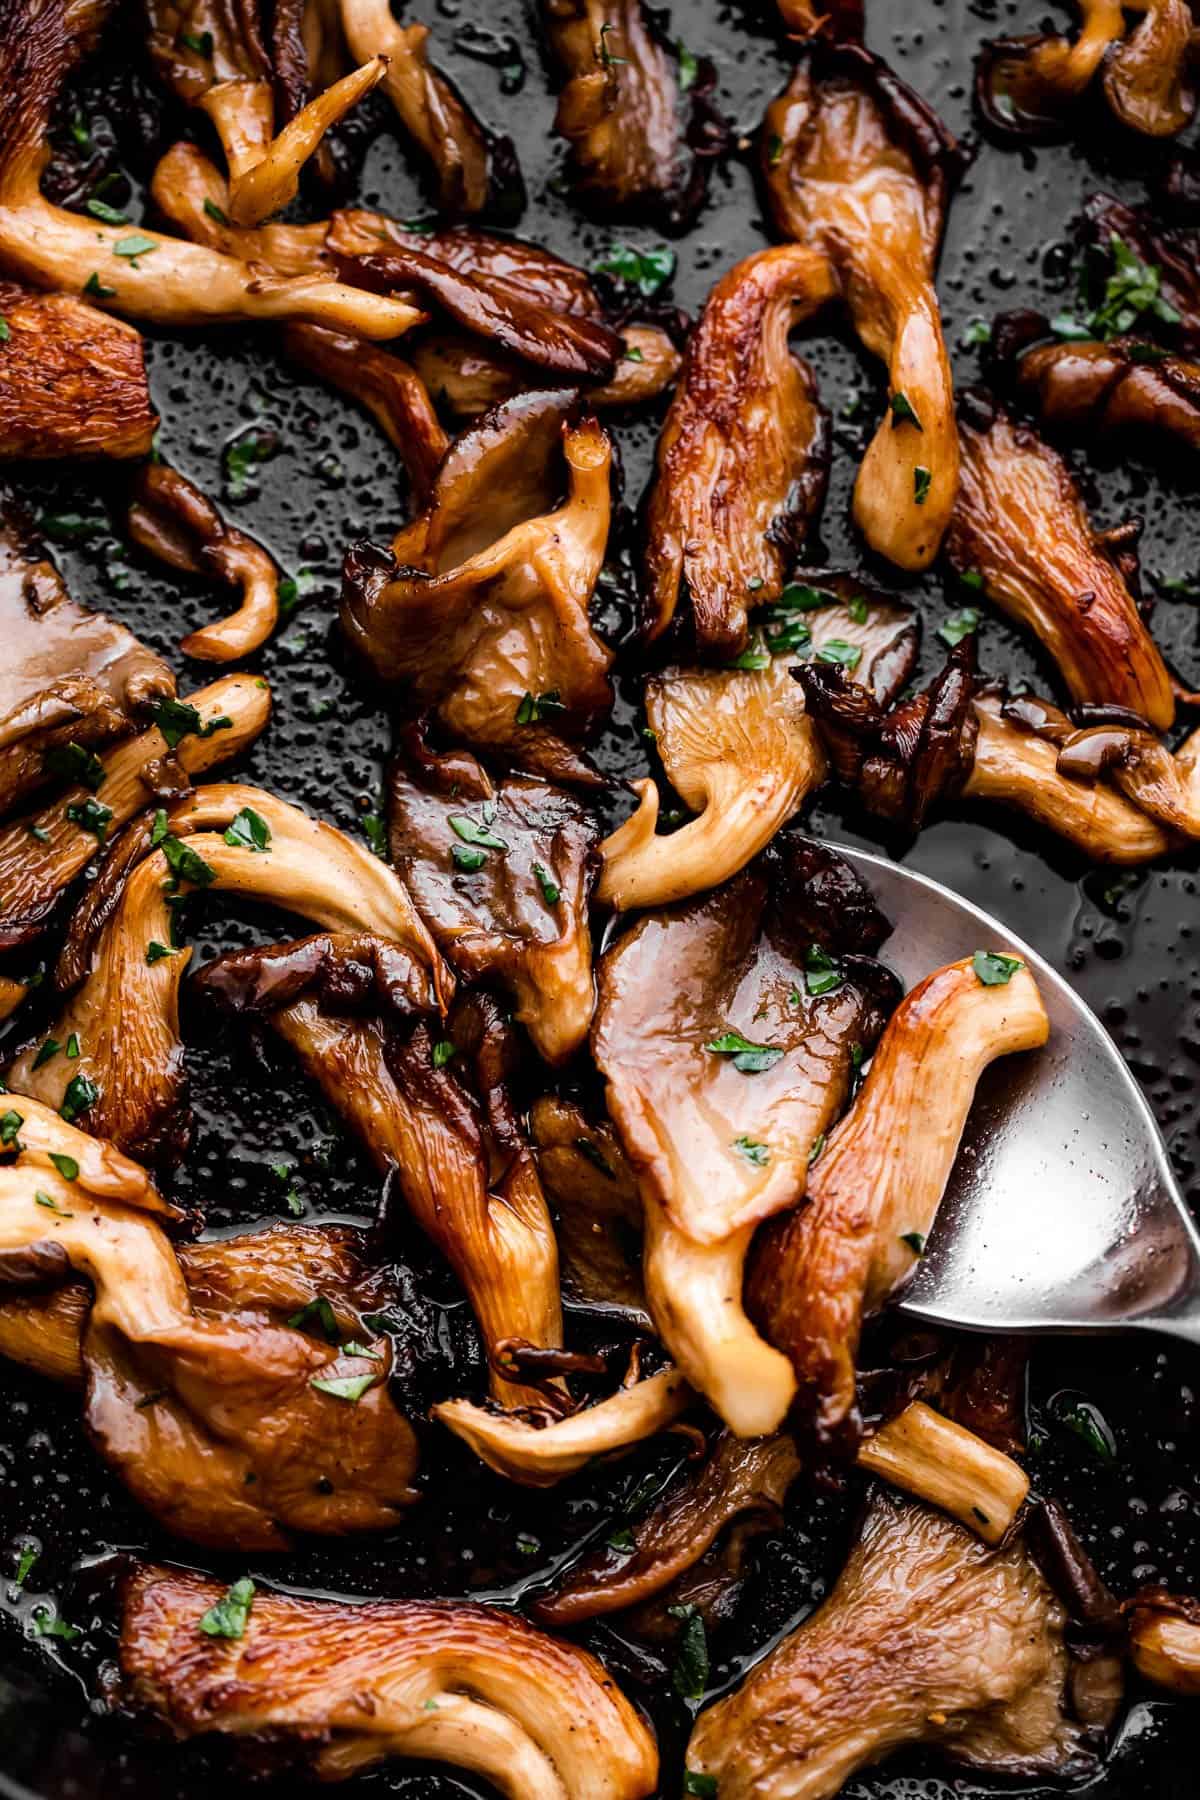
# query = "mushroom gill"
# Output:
<box><xmin>642</xmin><ymin>244</ymin><xmax>835</xmax><ymax>654</ymax></box>
<box><xmin>120</xmin><ymin>1565</ymin><xmax>658</xmax><ymax>1795</ymax></box>
<box><xmin>749</xmin><ymin>955</ymin><xmax>1048</xmax><ymax>1454</ymax></box>
<box><xmin>762</xmin><ymin>41</ymin><xmax>962</xmax><ymax>570</ymax></box>
<box><xmin>0</xmin><ymin>280</ymin><xmax>157</xmax><ymax>460</ymax></box>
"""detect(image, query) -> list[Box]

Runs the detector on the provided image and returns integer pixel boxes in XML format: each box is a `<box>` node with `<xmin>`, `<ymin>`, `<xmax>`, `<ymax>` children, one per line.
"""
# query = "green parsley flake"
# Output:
<box><xmin>592</xmin><ymin>244</ymin><xmax>676</xmax><ymax>298</ymax></box>
<box><xmin>32</xmin><ymin>1039</ymin><xmax>61</xmax><ymax>1070</ymax></box>
<box><xmin>889</xmin><ymin>390</ymin><xmax>923</xmax><ymax>430</ymax></box>
<box><xmin>44</xmin><ymin>741</ymin><xmax>104</xmax><ymax>790</ymax></box>
<box><xmin>65</xmin><ymin>797</ymin><xmax>113</xmax><ymax>841</ymax></box>
<box><xmin>310</xmin><ymin>1370</ymin><xmax>377</xmax><ymax>1403</ymax></box>
<box><xmin>60</xmin><ymin>1074</ymin><xmax>99</xmax><ymax>1124</ymax></box>
<box><xmin>112</xmin><ymin>234</ymin><xmax>158</xmax><ymax>262</ymax></box>
<box><xmin>223</xmin><ymin>806</ymin><xmax>272</xmax><ymax>852</ymax></box>
<box><xmin>733</xmin><ymin>1136</ymin><xmax>770</xmax><ymax>1166</ymax></box>
<box><xmin>704</xmin><ymin>1031</ymin><xmax>783</xmax><ymax>1074</ymax></box>
<box><xmin>913</xmin><ymin>465</ymin><xmax>932</xmax><ymax>506</ymax></box>
<box><xmin>900</xmin><ymin>1230</ymin><xmax>926</xmax><ymax>1254</ymax></box>
<box><xmin>449</xmin><ymin>814</ymin><xmax>508</xmax><ymax>852</ymax></box>
<box><xmin>146</xmin><ymin>941</ymin><xmax>176</xmax><ymax>965</ymax></box>
<box><xmin>938</xmin><ymin>607</ymin><xmax>980</xmax><ymax>648</ymax></box>
<box><xmin>534</xmin><ymin>862</ymin><xmax>561</xmax><ymax>905</ymax></box>
<box><xmin>288</xmin><ymin>1296</ymin><xmax>339</xmax><ymax>1342</ymax></box>
<box><xmin>151</xmin><ymin>698</ymin><xmax>232</xmax><ymax>750</ymax></box>
<box><xmin>804</xmin><ymin>943</ymin><xmax>843</xmax><ymax>997</ymax></box>
<box><xmin>198</xmin><ymin>1577</ymin><xmax>255</xmax><ymax>1639</ymax></box>
<box><xmin>815</xmin><ymin>639</ymin><xmax>862</xmax><ymax>673</ymax></box>
<box><xmin>432</xmin><ymin>1039</ymin><xmax>458</xmax><ymax>1069</ymax></box>
<box><xmin>669</xmin><ymin>1604</ymin><xmax>709</xmax><ymax>1700</ymax></box>
<box><xmin>972</xmin><ymin>949</ymin><xmax>1023</xmax><ymax>987</ymax></box>
<box><xmin>49</xmin><ymin>1153</ymin><xmax>79</xmax><ymax>1182</ymax></box>
<box><xmin>0</xmin><ymin>1109</ymin><xmax>24</xmax><ymax>1147</ymax></box>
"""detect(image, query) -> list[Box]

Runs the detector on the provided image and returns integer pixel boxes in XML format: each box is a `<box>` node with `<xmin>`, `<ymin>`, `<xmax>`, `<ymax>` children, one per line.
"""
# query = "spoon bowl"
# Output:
<box><xmin>838</xmin><ymin>845</ymin><xmax>1200</xmax><ymax>1348</ymax></box>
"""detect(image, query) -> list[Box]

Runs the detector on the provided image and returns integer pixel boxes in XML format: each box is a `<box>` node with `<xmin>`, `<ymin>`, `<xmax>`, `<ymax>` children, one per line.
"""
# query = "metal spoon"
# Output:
<box><xmin>837</xmin><ymin>844</ymin><xmax>1200</xmax><ymax>1348</ymax></box>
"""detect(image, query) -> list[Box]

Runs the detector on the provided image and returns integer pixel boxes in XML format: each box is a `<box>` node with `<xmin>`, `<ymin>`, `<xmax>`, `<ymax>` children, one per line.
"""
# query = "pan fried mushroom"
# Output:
<box><xmin>434</xmin><ymin>1367</ymin><xmax>694</xmax><ymax>1487</ymax></box>
<box><xmin>686</xmin><ymin>1491</ymin><xmax>1090</xmax><ymax>1799</ymax></box>
<box><xmin>6</xmin><ymin>785</ymin><xmax>446</xmax><ymax>1159</ymax></box>
<box><xmin>121</xmin><ymin>1565</ymin><xmax>658</xmax><ymax>1794</ymax></box>
<box><xmin>594</xmin><ymin>837</ymin><xmax>899</xmax><ymax>1435</ymax></box>
<box><xmin>409</xmin><ymin>322</ymin><xmax>681</xmax><ymax>420</ymax></box>
<box><xmin>530</xmin><ymin>1096</ymin><xmax>650</xmax><ymax>1326</ymax></box>
<box><xmin>533</xmin><ymin>1432</ymin><xmax>800</xmax><ymax>1623</ymax></box>
<box><xmin>196</xmin><ymin>954</ymin><xmax>560</xmax><ymax>1410</ymax></box>
<box><xmin>857</xmin><ymin>1401</ymin><xmax>1030</xmax><ymax>1545</ymax></box>
<box><xmin>642</xmin><ymin>245</ymin><xmax>835</xmax><ymax>654</ymax></box>
<box><xmin>0</xmin><ymin>0</ymin><xmax>418</xmax><ymax>337</ymax></box>
<box><xmin>977</xmin><ymin>3</ymin><xmax>1196</xmax><ymax>142</ymax></box>
<box><xmin>1005</xmin><ymin>327</ymin><xmax>1200</xmax><ymax>453</ymax></box>
<box><xmin>749</xmin><ymin>956</ymin><xmax>1048</xmax><ymax>1453</ymax></box>
<box><xmin>598</xmin><ymin>580</ymin><xmax>916</xmax><ymax>910</ymax></box>
<box><xmin>341</xmin><ymin>390</ymin><xmax>614</xmax><ymax>785</ymax></box>
<box><xmin>0</xmin><ymin>281</ymin><xmax>156</xmax><ymax>460</ymax></box>
<box><xmin>148</xmin><ymin>140</ymin><xmax>330</xmax><ymax>276</ymax></box>
<box><xmin>946</xmin><ymin>399</ymin><xmax>1175</xmax><ymax>729</ymax></box>
<box><xmin>762</xmin><ymin>42</ymin><xmax>961</xmax><ymax>570</ymax></box>
<box><xmin>338</xmin><ymin>0</ymin><xmax>517</xmax><ymax>219</ymax></box>
<box><xmin>388</xmin><ymin>736</ymin><xmax>599</xmax><ymax>1066</ymax></box>
<box><xmin>1129</xmin><ymin>1590</ymin><xmax>1200</xmax><ymax>1693</ymax></box>
<box><xmin>283</xmin><ymin>323</ymin><xmax>448</xmax><ymax>502</ymax></box>
<box><xmin>145</xmin><ymin>1</ymin><xmax>386</xmax><ymax>225</ymax></box>
<box><xmin>0</xmin><ymin>507</ymin><xmax>174</xmax><ymax>817</ymax></box>
<box><xmin>0</xmin><ymin>1141</ymin><xmax>419</xmax><ymax>1546</ymax></box>
<box><xmin>0</xmin><ymin>673</ymin><xmax>270</xmax><ymax>948</ymax></box>
<box><xmin>127</xmin><ymin>463</ymin><xmax>283</xmax><ymax>661</ymax></box>
<box><xmin>1079</xmin><ymin>192</ymin><xmax>1200</xmax><ymax>353</ymax></box>
<box><xmin>543</xmin><ymin>0</ymin><xmax>722</xmax><ymax>227</ymax></box>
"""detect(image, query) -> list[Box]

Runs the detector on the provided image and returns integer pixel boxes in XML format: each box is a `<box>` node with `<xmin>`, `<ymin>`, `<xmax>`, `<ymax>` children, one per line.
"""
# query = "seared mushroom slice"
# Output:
<box><xmin>543</xmin><ymin>0</ymin><xmax>722</xmax><ymax>227</ymax></box>
<box><xmin>148</xmin><ymin>139</ymin><xmax>331</xmax><ymax>275</ymax></box>
<box><xmin>197</xmin><ymin>954</ymin><xmax>560</xmax><ymax>1410</ymax></box>
<box><xmin>533</xmin><ymin>1432</ymin><xmax>801</xmax><ymax>1624</ymax></box>
<box><xmin>1103</xmin><ymin>0</ymin><xmax>1196</xmax><ymax>137</ymax></box>
<box><xmin>283</xmin><ymin>323</ymin><xmax>449</xmax><ymax>503</ymax></box>
<box><xmin>145</xmin><ymin>0</ymin><xmax>385</xmax><ymax>225</ymax></box>
<box><xmin>409</xmin><ymin>322</ymin><xmax>681</xmax><ymax>421</ymax></box>
<box><xmin>341</xmin><ymin>390</ymin><xmax>614</xmax><ymax>785</ymax></box>
<box><xmin>6</xmin><ymin>785</ymin><xmax>447</xmax><ymax>1160</ymax></box>
<box><xmin>599</xmin><ymin>581</ymin><xmax>917</xmax><ymax>910</ymax></box>
<box><xmin>749</xmin><ymin>956</ymin><xmax>1048</xmax><ymax>1454</ymax></box>
<box><xmin>530</xmin><ymin>1095</ymin><xmax>649</xmax><ymax>1326</ymax></box>
<box><xmin>1007</xmin><ymin>327</ymin><xmax>1200</xmax><ymax>453</ymax></box>
<box><xmin>0</xmin><ymin>281</ymin><xmax>156</xmax><ymax>460</ymax></box>
<box><xmin>0</xmin><ymin>506</ymin><xmax>174</xmax><ymax>817</ymax></box>
<box><xmin>338</xmin><ymin>0</ymin><xmax>518</xmax><ymax>219</ymax></box>
<box><xmin>946</xmin><ymin>397</ymin><xmax>1175</xmax><ymax>729</ymax></box>
<box><xmin>388</xmin><ymin>736</ymin><xmax>599</xmax><ymax>1066</ymax></box>
<box><xmin>593</xmin><ymin>837</ymin><xmax>899</xmax><ymax>1436</ymax></box>
<box><xmin>0</xmin><ymin>1138</ymin><xmax>419</xmax><ymax>1547</ymax></box>
<box><xmin>1129</xmin><ymin>1589</ymin><xmax>1200</xmax><ymax>1693</ymax></box>
<box><xmin>686</xmin><ymin>1491</ymin><xmax>1092</xmax><ymax>1799</ymax></box>
<box><xmin>434</xmin><ymin>1366</ymin><xmax>694</xmax><ymax>1487</ymax></box>
<box><xmin>127</xmin><ymin>463</ymin><xmax>284</xmax><ymax>661</ymax></box>
<box><xmin>642</xmin><ymin>245</ymin><xmax>835</xmax><ymax>653</ymax></box>
<box><xmin>857</xmin><ymin>1401</ymin><xmax>1030</xmax><ymax>1545</ymax></box>
<box><xmin>975</xmin><ymin>3</ymin><xmax>1127</xmax><ymax>140</ymax></box>
<box><xmin>762</xmin><ymin>42</ymin><xmax>962</xmax><ymax>570</ymax></box>
<box><xmin>0</xmin><ymin>0</ymin><xmax>417</xmax><ymax>337</ymax></box>
<box><xmin>121</xmin><ymin>1565</ymin><xmax>658</xmax><ymax>1793</ymax></box>
<box><xmin>0</xmin><ymin>673</ymin><xmax>270</xmax><ymax>949</ymax></box>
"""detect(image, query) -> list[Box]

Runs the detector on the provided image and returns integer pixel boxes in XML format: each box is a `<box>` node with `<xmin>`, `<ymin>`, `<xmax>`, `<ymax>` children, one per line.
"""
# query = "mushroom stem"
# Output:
<box><xmin>856</xmin><ymin>1402</ymin><xmax>1030</xmax><ymax>1545</ymax></box>
<box><xmin>1129</xmin><ymin>1601</ymin><xmax>1200</xmax><ymax>1694</ymax></box>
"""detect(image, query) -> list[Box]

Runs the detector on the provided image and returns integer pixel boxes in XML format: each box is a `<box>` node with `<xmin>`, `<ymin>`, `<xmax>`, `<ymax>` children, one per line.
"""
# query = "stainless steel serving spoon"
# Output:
<box><xmin>838</xmin><ymin>844</ymin><xmax>1200</xmax><ymax>1349</ymax></box>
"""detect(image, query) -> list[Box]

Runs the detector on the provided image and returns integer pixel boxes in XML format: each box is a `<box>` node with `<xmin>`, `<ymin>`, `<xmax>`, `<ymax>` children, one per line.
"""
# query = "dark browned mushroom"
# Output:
<box><xmin>1006</xmin><ymin>327</ymin><xmax>1200</xmax><ymax>454</ymax></box>
<box><xmin>0</xmin><ymin>281</ymin><xmax>157</xmax><ymax>460</ymax></box>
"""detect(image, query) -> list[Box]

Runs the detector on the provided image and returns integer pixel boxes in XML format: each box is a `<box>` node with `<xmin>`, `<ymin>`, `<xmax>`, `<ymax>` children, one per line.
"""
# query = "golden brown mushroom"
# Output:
<box><xmin>121</xmin><ymin>1564</ymin><xmax>659</xmax><ymax>1794</ymax></box>
<box><xmin>642</xmin><ymin>244</ymin><xmax>835</xmax><ymax>653</ymax></box>
<box><xmin>598</xmin><ymin>580</ymin><xmax>916</xmax><ymax>911</ymax></box>
<box><xmin>1001</xmin><ymin>324</ymin><xmax>1200</xmax><ymax>455</ymax></box>
<box><xmin>0</xmin><ymin>280</ymin><xmax>157</xmax><ymax>460</ymax></box>
<box><xmin>409</xmin><ymin>321</ymin><xmax>681</xmax><ymax>420</ymax></box>
<box><xmin>946</xmin><ymin>397</ymin><xmax>1175</xmax><ymax>729</ymax></box>
<box><xmin>762</xmin><ymin>42</ymin><xmax>962</xmax><ymax>570</ymax></box>
<box><xmin>975</xmin><ymin>2</ymin><xmax>1127</xmax><ymax>139</ymax></box>
<box><xmin>0</xmin><ymin>673</ymin><xmax>271</xmax><ymax>948</ymax></box>
<box><xmin>1103</xmin><ymin>0</ymin><xmax>1196</xmax><ymax>137</ymax></box>
<box><xmin>686</xmin><ymin>1491</ymin><xmax>1092</xmax><ymax>1800</ymax></box>
<box><xmin>0</xmin><ymin>505</ymin><xmax>174</xmax><ymax>817</ymax></box>
<box><xmin>1129</xmin><ymin>1590</ymin><xmax>1200</xmax><ymax>1694</ymax></box>
<box><xmin>749</xmin><ymin>956</ymin><xmax>1048</xmax><ymax>1453</ymax></box>
<box><xmin>341</xmin><ymin>389</ymin><xmax>614</xmax><ymax>785</ymax></box>
<box><xmin>0</xmin><ymin>0</ymin><xmax>417</xmax><ymax>337</ymax></box>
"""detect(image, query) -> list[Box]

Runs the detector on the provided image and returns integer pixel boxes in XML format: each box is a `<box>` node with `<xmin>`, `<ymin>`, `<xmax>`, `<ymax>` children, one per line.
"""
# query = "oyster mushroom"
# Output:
<box><xmin>762</xmin><ymin>41</ymin><xmax>962</xmax><ymax>570</ymax></box>
<box><xmin>593</xmin><ymin>836</ymin><xmax>900</xmax><ymax>1436</ymax></box>
<box><xmin>532</xmin><ymin>1431</ymin><xmax>801</xmax><ymax>1623</ymax></box>
<box><xmin>341</xmin><ymin>389</ymin><xmax>614</xmax><ymax>785</ymax></box>
<box><xmin>6</xmin><ymin>784</ymin><xmax>447</xmax><ymax>1160</ymax></box>
<box><xmin>1103</xmin><ymin>0</ymin><xmax>1197</xmax><ymax>138</ymax></box>
<box><xmin>338</xmin><ymin>0</ymin><xmax>518</xmax><ymax>218</ymax></box>
<box><xmin>127</xmin><ymin>462</ymin><xmax>284</xmax><ymax>661</ymax></box>
<box><xmin>0</xmin><ymin>504</ymin><xmax>174</xmax><ymax>817</ymax></box>
<box><xmin>975</xmin><ymin>2</ymin><xmax>1126</xmax><ymax>140</ymax></box>
<box><xmin>598</xmin><ymin>579</ymin><xmax>917</xmax><ymax>910</ymax></box>
<box><xmin>946</xmin><ymin>397</ymin><xmax>1175</xmax><ymax>729</ymax></box>
<box><xmin>148</xmin><ymin>139</ymin><xmax>330</xmax><ymax>276</ymax></box>
<box><xmin>195</xmin><ymin>951</ymin><xmax>561</xmax><ymax>1411</ymax></box>
<box><xmin>543</xmin><ymin>0</ymin><xmax>723</xmax><ymax>227</ymax></box>
<box><xmin>1079</xmin><ymin>192</ymin><xmax>1200</xmax><ymax>353</ymax></box>
<box><xmin>857</xmin><ymin>1401</ymin><xmax>1030</xmax><ymax>1545</ymax></box>
<box><xmin>0</xmin><ymin>673</ymin><xmax>271</xmax><ymax>949</ymax></box>
<box><xmin>0</xmin><ymin>280</ymin><xmax>156</xmax><ymax>460</ymax></box>
<box><xmin>1129</xmin><ymin>1590</ymin><xmax>1200</xmax><ymax>1693</ymax></box>
<box><xmin>388</xmin><ymin>735</ymin><xmax>599</xmax><ymax>1066</ymax></box>
<box><xmin>1007</xmin><ymin>329</ymin><xmax>1200</xmax><ymax>453</ymax></box>
<box><xmin>0</xmin><ymin>0</ymin><xmax>417</xmax><ymax>337</ymax></box>
<box><xmin>409</xmin><ymin>322</ymin><xmax>681</xmax><ymax>421</ymax></box>
<box><xmin>686</xmin><ymin>1491</ymin><xmax>1092</xmax><ymax>1800</ymax></box>
<box><xmin>120</xmin><ymin>1565</ymin><xmax>658</xmax><ymax>1794</ymax></box>
<box><xmin>642</xmin><ymin>244</ymin><xmax>835</xmax><ymax>653</ymax></box>
<box><xmin>0</xmin><ymin>1136</ymin><xmax>419</xmax><ymax>1546</ymax></box>
<box><xmin>530</xmin><ymin>1095</ymin><xmax>649</xmax><ymax>1326</ymax></box>
<box><xmin>282</xmin><ymin>323</ymin><xmax>449</xmax><ymax>502</ymax></box>
<box><xmin>145</xmin><ymin>0</ymin><xmax>386</xmax><ymax>225</ymax></box>
<box><xmin>749</xmin><ymin>956</ymin><xmax>1048</xmax><ymax>1454</ymax></box>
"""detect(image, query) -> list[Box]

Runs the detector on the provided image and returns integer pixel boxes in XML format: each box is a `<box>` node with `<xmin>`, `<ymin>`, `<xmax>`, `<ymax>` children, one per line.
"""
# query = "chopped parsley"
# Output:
<box><xmin>592</xmin><ymin>244</ymin><xmax>676</xmax><ymax>298</ymax></box>
<box><xmin>452</xmin><ymin>844</ymin><xmax>488</xmax><ymax>873</ymax></box>
<box><xmin>203</xmin><ymin>197</ymin><xmax>228</xmax><ymax>225</ymax></box>
<box><xmin>803</xmin><ymin>943</ymin><xmax>843</xmax><ymax>997</ymax></box>
<box><xmin>533</xmin><ymin>862</ymin><xmax>560</xmax><ymax>905</ymax></box>
<box><xmin>34</xmin><ymin>1192</ymin><xmax>72</xmax><ymax>1216</ymax></box>
<box><xmin>48</xmin><ymin>1153</ymin><xmax>78</xmax><ymax>1182</ymax></box>
<box><xmin>606</xmin><ymin>1525</ymin><xmax>636</xmax><ymax>1552</ymax></box>
<box><xmin>432</xmin><ymin>1039</ymin><xmax>458</xmax><ymax>1069</ymax></box>
<box><xmin>938</xmin><ymin>607</ymin><xmax>980</xmax><ymax>648</ymax></box>
<box><xmin>815</xmin><ymin>639</ymin><xmax>862</xmax><ymax>673</ymax></box>
<box><xmin>0</xmin><ymin>1109</ymin><xmax>24</xmax><ymax>1147</ymax></box>
<box><xmin>449</xmin><ymin>813</ymin><xmax>508</xmax><ymax>852</ymax></box>
<box><xmin>65</xmin><ymin>797</ymin><xmax>113</xmax><ymax>841</ymax></box>
<box><xmin>598</xmin><ymin>20</ymin><xmax>627</xmax><ymax>65</ymax></box>
<box><xmin>889</xmin><ymin>390</ymin><xmax>922</xmax><ymax>430</ymax></box>
<box><xmin>223</xmin><ymin>806</ymin><xmax>271</xmax><ymax>853</ymax></box>
<box><xmin>362</xmin><ymin>813</ymin><xmax>387</xmax><ymax>858</ymax></box>
<box><xmin>808</xmin><ymin>1131</ymin><xmax>826</xmax><ymax>1166</ymax></box>
<box><xmin>151</xmin><ymin>697</ymin><xmax>231</xmax><ymax>750</ymax></box>
<box><xmin>733</xmin><ymin>1136</ymin><xmax>770</xmax><ymax>1166</ymax></box>
<box><xmin>766</xmin><ymin>132</ymin><xmax>783</xmax><ymax>166</ymax></box>
<box><xmin>310</xmin><ymin>1370</ymin><xmax>377</xmax><ymax>1403</ymax></box>
<box><xmin>66</xmin><ymin>1034</ymin><xmax>80</xmax><ymax>1060</ymax></box>
<box><xmin>288</xmin><ymin>1296</ymin><xmax>339</xmax><ymax>1343</ymax></box>
<box><xmin>180</xmin><ymin>28</ymin><xmax>214</xmax><ymax>54</ymax></box>
<box><xmin>146</xmin><ymin>941</ymin><xmax>176</xmax><ymax>965</ymax></box>
<box><xmin>677</xmin><ymin>41</ymin><xmax>698</xmax><ymax>89</ymax></box>
<box><xmin>961</xmin><ymin>316</ymin><xmax>992</xmax><ymax>347</ymax></box>
<box><xmin>900</xmin><ymin>1230</ymin><xmax>926</xmax><ymax>1254</ymax></box>
<box><xmin>684</xmin><ymin>1776</ymin><xmax>718</xmax><ymax>1798</ymax></box>
<box><xmin>515</xmin><ymin>689</ymin><xmax>566</xmax><ymax>725</ymax></box>
<box><xmin>112</xmin><ymin>234</ymin><xmax>157</xmax><ymax>263</ymax></box>
<box><xmin>32</xmin><ymin>1039</ymin><xmax>61</xmax><ymax>1070</ymax></box>
<box><xmin>669</xmin><ymin>1604</ymin><xmax>709</xmax><ymax>1701</ymax></box>
<box><xmin>60</xmin><ymin>1074</ymin><xmax>99</xmax><ymax>1124</ymax></box>
<box><xmin>1052</xmin><ymin>1395</ymin><xmax>1118</xmax><ymax>1462</ymax></box>
<box><xmin>0</xmin><ymin>317</ymin><xmax>10</xmax><ymax>344</ymax></box>
<box><xmin>31</xmin><ymin>1607</ymin><xmax>80</xmax><ymax>1642</ymax></box>
<box><xmin>154</xmin><ymin>821</ymin><xmax>216</xmax><ymax>888</ymax></box>
<box><xmin>222</xmin><ymin>427</ymin><xmax>279</xmax><ymax>499</ymax></box>
<box><xmin>27</xmin><ymin>825</ymin><xmax>50</xmax><ymax>843</ymax></box>
<box><xmin>624</xmin><ymin>343</ymin><xmax>645</xmax><ymax>362</ymax></box>
<box><xmin>913</xmin><ymin>465</ymin><xmax>932</xmax><ymax>506</ymax></box>
<box><xmin>1052</xmin><ymin>233</ymin><xmax>1181</xmax><ymax>343</ymax></box>
<box><xmin>847</xmin><ymin>594</ymin><xmax>869</xmax><ymax>625</ymax></box>
<box><xmin>83</xmin><ymin>273</ymin><xmax>116</xmax><ymax>300</ymax></box>
<box><xmin>44</xmin><ymin>741</ymin><xmax>104</xmax><ymax>791</ymax></box>
<box><xmin>14</xmin><ymin>1546</ymin><xmax>37</xmax><ymax>1586</ymax></box>
<box><xmin>972</xmin><ymin>949</ymin><xmax>1023</xmax><ymax>987</ymax></box>
<box><xmin>85</xmin><ymin>198</ymin><xmax>128</xmax><ymax>225</ymax></box>
<box><xmin>704</xmin><ymin>1030</ymin><xmax>783</xmax><ymax>1074</ymax></box>
<box><xmin>198</xmin><ymin>1577</ymin><xmax>255</xmax><ymax>1639</ymax></box>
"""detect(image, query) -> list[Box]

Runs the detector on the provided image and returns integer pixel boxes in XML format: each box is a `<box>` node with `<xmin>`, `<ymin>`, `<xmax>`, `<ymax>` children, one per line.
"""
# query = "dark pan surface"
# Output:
<box><xmin>2</xmin><ymin>0</ymin><xmax>1200</xmax><ymax>1794</ymax></box>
